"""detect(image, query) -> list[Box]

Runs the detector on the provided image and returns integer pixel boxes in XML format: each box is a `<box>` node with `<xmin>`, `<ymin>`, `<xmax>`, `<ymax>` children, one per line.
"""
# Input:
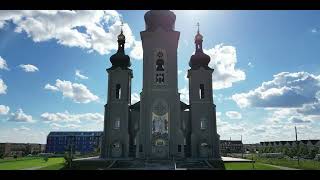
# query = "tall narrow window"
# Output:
<box><xmin>116</xmin><ymin>84</ymin><xmax>121</xmax><ymax>99</ymax></box>
<box><xmin>139</xmin><ymin>144</ymin><xmax>143</xmax><ymax>152</ymax></box>
<box><xmin>114</xmin><ymin>118</ymin><xmax>120</xmax><ymax>129</ymax></box>
<box><xmin>178</xmin><ymin>145</ymin><xmax>182</xmax><ymax>152</ymax></box>
<box><xmin>199</xmin><ymin>84</ymin><xmax>205</xmax><ymax>99</ymax></box>
<box><xmin>200</xmin><ymin>118</ymin><xmax>207</xmax><ymax>130</ymax></box>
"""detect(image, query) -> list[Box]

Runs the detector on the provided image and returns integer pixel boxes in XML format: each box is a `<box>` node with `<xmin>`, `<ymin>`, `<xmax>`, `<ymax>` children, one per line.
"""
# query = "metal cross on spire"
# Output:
<box><xmin>196</xmin><ymin>22</ymin><xmax>200</xmax><ymax>33</ymax></box>
<box><xmin>120</xmin><ymin>20</ymin><xmax>124</xmax><ymax>34</ymax></box>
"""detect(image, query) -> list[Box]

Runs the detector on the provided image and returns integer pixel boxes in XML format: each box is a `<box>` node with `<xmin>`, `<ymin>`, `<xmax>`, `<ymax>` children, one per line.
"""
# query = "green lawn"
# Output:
<box><xmin>224</xmin><ymin>162</ymin><xmax>281</xmax><ymax>170</ymax></box>
<box><xmin>243</xmin><ymin>154</ymin><xmax>320</xmax><ymax>170</ymax></box>
<box><xmin>0</xmin><ymin>157</ymin><xmax>65</xmax><ymax>170</ymax></box>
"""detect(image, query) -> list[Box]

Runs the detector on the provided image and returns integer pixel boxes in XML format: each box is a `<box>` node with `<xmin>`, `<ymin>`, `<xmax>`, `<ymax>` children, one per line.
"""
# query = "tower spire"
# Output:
<box><xmin>196</xmin><ymin>22</ymin><xmax>200</xmax><ymax>34</ymax></box>
<box><xmin>120</xmin><ymin>19</ymin><xmax>124</xmax><ymax>34</ymax></box>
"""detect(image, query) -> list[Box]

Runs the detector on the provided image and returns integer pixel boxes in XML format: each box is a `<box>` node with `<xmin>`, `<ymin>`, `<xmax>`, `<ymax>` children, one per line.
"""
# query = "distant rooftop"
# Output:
<box><xmin>48</xmin><ymin>131</ymin><xmax>103</xmax><ymax>136</ymax></box>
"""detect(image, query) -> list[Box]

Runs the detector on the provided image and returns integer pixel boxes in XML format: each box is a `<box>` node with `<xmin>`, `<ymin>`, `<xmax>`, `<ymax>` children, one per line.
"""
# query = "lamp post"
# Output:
<box><xmin>295</xmin><ymin>126</ymin><xmax>300</xmax><ymax>167</ymax></box>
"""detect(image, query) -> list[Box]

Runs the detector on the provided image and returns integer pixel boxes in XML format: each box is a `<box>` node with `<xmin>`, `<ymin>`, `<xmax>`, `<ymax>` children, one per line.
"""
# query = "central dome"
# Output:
<box><xmin>144</xmin><ymin>10</ymin><xmax>176</xmax><ymax>31</ymax></box>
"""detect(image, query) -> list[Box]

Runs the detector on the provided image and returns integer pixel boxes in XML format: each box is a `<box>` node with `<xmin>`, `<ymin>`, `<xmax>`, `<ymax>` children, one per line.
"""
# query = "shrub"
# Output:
<box><xmin>64</xmin><ymin>153</ymin><xmax>73</xmax><ymax>168</ymax></box>
<box><xmin>43</xmin><ymin>156</ymin><xmax>49</xmax><ymax>162</ymax></box>
<box><xmin>0</xmin><ymin>154</ymin><xmax>4</xmax><ymax>159</ymax></box>
<box><xmin>13</xmin><ymin>155</ymin><xmax>17</xmax><ymax>159</ymax></box>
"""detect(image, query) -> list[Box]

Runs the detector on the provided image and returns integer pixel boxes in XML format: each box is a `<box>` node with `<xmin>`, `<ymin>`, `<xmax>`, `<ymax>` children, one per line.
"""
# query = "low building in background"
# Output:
<box><xmin>243</xmin><ymin>143</ymin><xmax>260</xmax><ymax>153</ymax></box>
<box><xmin>45</xmin><ymin>131</ymin><xmax>103</xmax><ymax>155</ymax></box>
<box><xmin>260</xmin><ymin>140</ymin><xmax>320</xmax><ymax>148</ymax></box>
<box><xmin>220</xmin><ymin>140</ymin><xmax>244</xmax><ymax>156</ymax></box>
<box><xmin>0</xmin><ymin>143</ymin><xmax>46</xmax><ymax>157</ymax></box>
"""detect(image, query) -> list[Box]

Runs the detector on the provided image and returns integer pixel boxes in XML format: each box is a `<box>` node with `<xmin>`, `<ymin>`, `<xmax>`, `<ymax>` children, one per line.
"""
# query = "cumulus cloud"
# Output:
<box><xmin>8</xmin><ymin>109</ymin><xmax>34</xmax><ymax>123</ymax></box>
<box><xmin>289</xmin><ymin>117</ymin><xmax>311</xmax><ymax>124</ymax></box>
<box><xmin>50</xmin><ymin>123</ymin><xmax>81</xmax><ymax>130</ymax></box>
<box><xmin>75</xmin><ymin>69</ymin><xmax>88</xmax><ymax>80</ymax></box>
<box><xmin>225</xmin><ymin>111</ymin><xmax>242</xmax><ymax>119</ymax></box>
<box><xmin>129</xmin><ymin>40</ymin><xmax>143</xmax><ymax>60</ymax></box>
<box><xmin>0</xmin><ymin>56</ymin><xmax>9</xmax><ymax>70</ymax></box>
<box><xmin>19</xmin><ymin>64</ymin><xmax>39</xmax><ymax>72</ymax></box>
<box><xmin>204</xmin><ymin>44</ymin><xmax>246</xmax><ymax>90</ymax></box>
<box><xmin>14</xmin><ymin>126</ymin><xmax>31</xmax><ymax>131</ymax></box>
<box><xmin>0</xmin><ymin>10</ymin><xmax>141</xmax><ymax>59</ymax></box>
<box><xmin>41</xmin><ymin>111</ymin><xmax>103</xmax><ymax>123</ymax></box>
<box><xmin>311</xmin><ymin>28</ymin><xmax>318</xmax><ymax>33</ymax></box>
<box><xmin>232</xmin><ymin>72</ymin><xmax>320</xmax><ymax>108</ymax></box>
<box><xmin>0</xmin><ymin>78</ymin><xmax>7</xmax><ymax>94</ymax></box>
<box><xmin>0</xmin><ymin>105</ymin><xmax>10</xmax><ymax>115</ymax></box>
<box><xmin>179</xmin><ymin>87</ymin><xmax>189</xmax><ymax>104</ymax></box>
<box><xmin>44</xmin><ymin>84</ymin><xmax>59</xmax><ymax>91</ymax></box>
<box><xmin>131</xmin><ymin>93</ymin><xmax>140</xmax><ymax>104</ymax></box>
<box><xmin>44</xmin><ymin>79</ymin><xmax>99</xmax><ymax>103</ymax></box>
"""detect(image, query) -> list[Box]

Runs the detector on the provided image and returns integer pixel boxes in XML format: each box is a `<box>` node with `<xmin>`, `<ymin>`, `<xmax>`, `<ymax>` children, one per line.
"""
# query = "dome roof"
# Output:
<box><xmin>189</xmin><ymin>52</ymin><xmax>210</xmax><ymax>69</ymax></box>
<box><xmin>118</xmin><ymin>32</ymin><xmax>125</xmax><ymax>41</ymax></box>
<box><xmin>195</xmin><ymin>32</ymin><xmax>203</xmax><ymax>42</ymax></box>
<box><xmin>144</xmin><ymin>10</ymin><xmax>176</xmax><ymax>31</ymax></box>
<box><xmin>109</xmin><ymin>28</ymin><xmax>130</xmax><ymax>69</ymax></box>
<box><xmin>110</xmin><ymin>52</ymin><xmax>131</xmax><ymax>68</ymax></box>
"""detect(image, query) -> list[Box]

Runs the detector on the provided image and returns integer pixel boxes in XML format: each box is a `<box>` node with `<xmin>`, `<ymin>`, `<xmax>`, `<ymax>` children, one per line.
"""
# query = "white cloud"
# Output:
<box><xmin>0</xmin><ymin>105</ymin><xmax>10</xmax><ymax>115</ymax></box>
<box><xmin>311</xmin><ymin>28</ymin><xmax>318</xmax><ymax>33</ymax></box>
<box><xmin>289</xmin><ymin>117</ymin><xmax>311</xmax><ymax>124</ymax></box>
<box><xmin>19</xmin><ymin>64</ymin><xmax>39</xmax><ymax>72</ymax></box>
<box><xmin>8</xmin><ymin>108</ymin><xmax>34</xmax><ymax>123</ymax></box>
<box><xmin>41</xmin><ymin>111</ymin><xmax>103</xmax><ymax>123</ymax></box>
<box><xmin>44</xmin><ymin>84</ymin><xmax>59</xmax><ymax>91</ymax></box>
<box><xmin>178</xmin><ymin>70</ymin><xmax>182</xmax><ymax>75</ymax></box>
<box><xmin>0</xmin><ymin>78</ymin><xmax>7</xmax><ymax>94</ymax></box>
<box><xmin>0</xmin><ymin>56</ymin><xmax>9</xmax><ymax>70</ymax></box>
<box><xmin>179</xmin><ymin>87</ymin><xmax>189</xmax><ymax>104</ymax></box>
<box><xmin>50</xmin><ymin>123</ymin><xmax>81</xmax><ymax>130</ymax></box>
<box><xmin>131</xmin><ymin>93</ymin><xmax>140</xmax><ymax>104</ymax></box>
<box><xmin>129</xmin><ymin>40</ymin><xmax>143</xmax><ymax>60</ymax></box>
<box><xmin>45</xmin><ymin>79</ymin><xmax>99</xmax><ymax>103</ymax></box>
<box><xmin>0</xmin><ymin>10</ymin><xmax>139</xmax><ymax>58</ymax></box>
<box><xmin>75</xmin><ymin>69</ymin><xmax>88</xmax><ymax>80</ymax></box>
<box><xmin>204</xmin><ymin>44</ymin><xmax>246</xmax><ymax>90</ymax></box>
<box><xmin>248</xmin><ymin>62</ymin><xmax>254</xmax><ymax>68</ymax></box>
<box><xmin>14</xmin><ymin>126</ymin><xmax>31</xmax><ymax>131</ymax></box>
<box><xmin>225</xmin><ymin>111</ymin><xmax>242</xmax><ymax>119</ymax></box>
<box><xmin>232</xmin><ymin>72</ymin><xmax>320</xmax><ymax>108</ymax></box>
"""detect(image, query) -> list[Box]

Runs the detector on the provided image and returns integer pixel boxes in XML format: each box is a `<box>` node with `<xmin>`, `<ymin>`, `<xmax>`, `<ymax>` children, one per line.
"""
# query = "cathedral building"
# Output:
<box><xmin>101</xmin><ymin>10</ymin><xmax>221</xmax><ymax>161</ymax></box>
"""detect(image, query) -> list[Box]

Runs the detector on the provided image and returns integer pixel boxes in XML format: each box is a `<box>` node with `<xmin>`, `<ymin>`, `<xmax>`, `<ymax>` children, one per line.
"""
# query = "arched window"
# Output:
<box><xmin>199</xmin><ymin>84</ymin><xmax>204</xmax><ymax>99</ymax></box>
<box><xmin>116</xmin><ymin>84</ymin><xmax>121</xmax><ymax>99</ymax></box>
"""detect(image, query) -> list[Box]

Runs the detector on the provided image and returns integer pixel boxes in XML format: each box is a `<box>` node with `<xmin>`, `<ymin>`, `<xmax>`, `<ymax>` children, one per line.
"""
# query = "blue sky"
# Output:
<box><xmin>0</xmin><ymin>10</ymin><xmax>320</xmax><ymax>144</ymax></box>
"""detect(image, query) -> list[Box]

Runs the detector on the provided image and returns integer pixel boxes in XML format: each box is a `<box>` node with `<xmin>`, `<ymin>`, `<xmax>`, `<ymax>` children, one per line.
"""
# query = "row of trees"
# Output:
<box><xmin>259</xmin><ymin>145</ymin><xmax>320</xmax><ymax>159</ymax></box>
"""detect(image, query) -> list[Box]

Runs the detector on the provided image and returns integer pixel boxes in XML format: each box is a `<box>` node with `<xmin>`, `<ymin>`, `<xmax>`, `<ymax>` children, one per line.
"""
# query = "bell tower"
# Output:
<box><xmin>187</xmin><ymin>23</ymin><xmax>221</xmax><ymax>159</ymax></box>
<box><xmin>101</xmin><ymin>24</ymin><xmax>133</xmax><ymax>159</ymax></box>
<box><xmin>135</xmin><ymin>10</ymin><xmax>185</xmax><ymax>159</ymax></box>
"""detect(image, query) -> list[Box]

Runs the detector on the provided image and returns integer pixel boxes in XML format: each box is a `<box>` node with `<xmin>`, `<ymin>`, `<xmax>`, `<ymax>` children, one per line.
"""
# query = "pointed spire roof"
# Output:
<box><xmin>109</xmin><ymin>21</ymin><xmax>131</xmax><ymax>69</ymax></box>
<box><xmin>189</xmin><ymin>22</ymin><xmax>211</xmax><ymax>70</ymax></box>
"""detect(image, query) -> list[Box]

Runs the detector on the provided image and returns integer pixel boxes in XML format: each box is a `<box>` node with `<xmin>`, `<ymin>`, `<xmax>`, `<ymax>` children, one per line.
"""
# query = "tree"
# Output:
<box><xmin>13</xmin><ymin>155</ymin><xmax>17</xmax><ymax>159</ymax></box>
<box><xmin>309</xmin><ymin>147</ymin><xmax>319</xmax><ymax>159</ymax></box>
<box><xmin>0</xmin><ymin>153</ymin><xmax>4</xmax><ymax>159</ymax></box>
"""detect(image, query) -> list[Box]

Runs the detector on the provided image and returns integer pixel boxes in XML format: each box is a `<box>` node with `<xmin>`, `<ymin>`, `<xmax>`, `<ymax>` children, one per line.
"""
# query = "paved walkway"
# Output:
<box><xmin>22</xmin><ymin>166</ymin><xmax>46</xmax><ymax>170</ymax></box>
<box><xmin>260</xmin><ymin>163</ymin><xmax>300</xmax><ymax>170</ymax></box>
<box><xmin>222</xmin><ymin>156</ymin><xmax>254</xmax><ymax>163</ymax></box>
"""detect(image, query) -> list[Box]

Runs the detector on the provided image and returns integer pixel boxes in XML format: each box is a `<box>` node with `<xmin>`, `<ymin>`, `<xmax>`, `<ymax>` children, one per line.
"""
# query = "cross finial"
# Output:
<box><xmin>120</xmin><ymin>19</ymin><xmax>124</xmax><ymax>33</ymax></box>
<box><xmin>196</xmin><ymin>22</ymin><xmax>200</xmax><ymax>33</ymax></box>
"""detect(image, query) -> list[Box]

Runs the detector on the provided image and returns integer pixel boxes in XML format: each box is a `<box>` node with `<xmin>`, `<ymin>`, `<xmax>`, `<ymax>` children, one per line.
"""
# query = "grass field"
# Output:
<box><xmin>0</xmin><ymin>157</ymin><xmax>65</xmax><ymax>170</ymax></box>
<box><xmin>242</xmin><ymin>154</ymin><xmax>320</xmax><ymax>170</ymax></box>
<box><xmin>224</xmin><ymin>162</ymin><xmax>281</xmax><ymax>170</ymax></box>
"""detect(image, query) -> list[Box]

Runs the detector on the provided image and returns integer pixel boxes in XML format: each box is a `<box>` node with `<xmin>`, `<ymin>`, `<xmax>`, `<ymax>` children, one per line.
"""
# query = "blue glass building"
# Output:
<box><xmin>46</xmin><ymin>131</ymin><xmax>103</xmax><ymax>154</ymax></box>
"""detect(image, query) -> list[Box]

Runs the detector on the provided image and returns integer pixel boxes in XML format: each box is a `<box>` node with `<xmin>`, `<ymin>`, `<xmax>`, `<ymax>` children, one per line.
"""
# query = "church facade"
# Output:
<box><xmin>101</xmin><ymin>10</ymin><xmax>221</xmax><ymax>160</ymax></box>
